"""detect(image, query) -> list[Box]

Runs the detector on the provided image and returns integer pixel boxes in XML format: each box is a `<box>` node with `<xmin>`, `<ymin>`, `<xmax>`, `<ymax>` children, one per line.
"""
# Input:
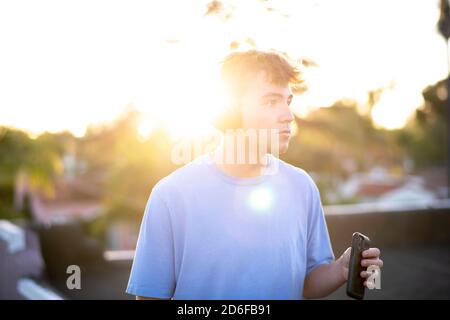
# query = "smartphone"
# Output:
<box><xmin>346</xmin><ymin>232</ymin><xmax>371</xmax><ymax>300</ymax></box>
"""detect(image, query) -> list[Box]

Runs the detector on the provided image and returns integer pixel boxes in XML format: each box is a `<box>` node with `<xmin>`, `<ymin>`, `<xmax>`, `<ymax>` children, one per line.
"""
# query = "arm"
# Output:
<box><xmin>303</xmin><ymin>260</ymin><xmax>346</xmax><ymax>299</ymax></box>
<box><xmin>126</xmin><ymin>188</ymin><xmax>176</xmax><ymax>299</ymax></box>
<box><xmin>303</xmin><ymin>247</ymin><xmax>383</xmax><ymax>299</ymax></box>
<box><xmin>303</xmin><ymin>177</ymin><xmax>383</xmax><ymax>299</ymax></box>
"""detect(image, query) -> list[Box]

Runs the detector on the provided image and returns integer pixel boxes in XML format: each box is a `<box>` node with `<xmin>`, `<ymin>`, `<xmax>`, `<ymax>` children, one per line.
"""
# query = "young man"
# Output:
<box><xmin>126</xmin><ymin>50</ymin><xmax>383</xmax><ymax>300</ymax></box>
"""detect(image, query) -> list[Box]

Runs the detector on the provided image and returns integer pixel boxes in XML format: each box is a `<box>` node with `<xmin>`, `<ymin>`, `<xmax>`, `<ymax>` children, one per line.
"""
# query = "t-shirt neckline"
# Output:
<box><xmin>201</xmin><ymin>152</ymin><xmax>277</xmax><ymax>186</ymax></box>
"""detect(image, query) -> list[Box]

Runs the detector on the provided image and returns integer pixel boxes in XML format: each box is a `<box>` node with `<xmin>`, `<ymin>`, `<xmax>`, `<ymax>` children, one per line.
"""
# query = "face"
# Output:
<box><xmin>239</xmin><ymin>71</ymin><xmax>295</xmax><ymax>155</ymax></box>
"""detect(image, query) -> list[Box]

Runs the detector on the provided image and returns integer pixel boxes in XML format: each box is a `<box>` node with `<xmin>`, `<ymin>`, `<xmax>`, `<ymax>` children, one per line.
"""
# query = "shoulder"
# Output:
<box><xmin>150</xmin><ymin>154</ymin><xmax>210</xmax><ymax>198</ymax></box>
<box><xmin>277</xmin><ymin>158</ymin><xmax>318</xmax><ymax>190</ymax></box>
<box><xmin>275</xmin><ymin>157</ymin><xmax>322</xmax><ymax>207</ymax></box>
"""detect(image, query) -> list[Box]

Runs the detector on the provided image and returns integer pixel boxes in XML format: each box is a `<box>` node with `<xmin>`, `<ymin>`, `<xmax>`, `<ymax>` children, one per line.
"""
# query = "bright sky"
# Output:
<box><xmin>0</xmin><ymin>0</ymin><xmax>447</xmax><ymax>137</ymax></box>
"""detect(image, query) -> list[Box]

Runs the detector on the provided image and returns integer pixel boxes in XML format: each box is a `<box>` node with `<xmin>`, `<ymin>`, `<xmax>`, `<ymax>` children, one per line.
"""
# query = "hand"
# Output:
<box><xmin>337</xmin><ymin>247</ymin><xmax>383</xmax><ymax>288</ymax></box>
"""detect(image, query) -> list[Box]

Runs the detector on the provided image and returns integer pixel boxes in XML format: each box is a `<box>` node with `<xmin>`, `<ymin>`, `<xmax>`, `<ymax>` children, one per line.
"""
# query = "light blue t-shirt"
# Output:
<box><xmin>126</xmin><ymin>153</ymin><xmax>334</xmax><ymax>299</ymax></box>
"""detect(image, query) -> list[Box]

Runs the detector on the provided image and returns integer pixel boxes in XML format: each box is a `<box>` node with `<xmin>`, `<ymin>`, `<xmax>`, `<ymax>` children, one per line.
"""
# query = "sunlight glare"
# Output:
<box><xmin>247</xmin><ymin>187</ymin><xmax>274</xmax><ymax>213</ymax></box>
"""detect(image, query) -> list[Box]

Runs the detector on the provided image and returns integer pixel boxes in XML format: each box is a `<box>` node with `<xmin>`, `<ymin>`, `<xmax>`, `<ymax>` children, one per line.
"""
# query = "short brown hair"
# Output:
<box><xmin>220</xmin><ymin>49</ymin><xmax>304</xmax><ymax>101</ymax></box>
<box><xmin>213</xmin><ymin>50</ymin><xmax>304</xmax><ymax>131</ymax></box>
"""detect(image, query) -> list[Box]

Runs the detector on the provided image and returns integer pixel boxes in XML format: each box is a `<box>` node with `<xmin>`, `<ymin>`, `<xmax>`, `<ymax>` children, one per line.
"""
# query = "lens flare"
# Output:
<box><xmin>247</xmin><ymin>187</ymin><xmax>274</xmax><ymax>213</ymax></box>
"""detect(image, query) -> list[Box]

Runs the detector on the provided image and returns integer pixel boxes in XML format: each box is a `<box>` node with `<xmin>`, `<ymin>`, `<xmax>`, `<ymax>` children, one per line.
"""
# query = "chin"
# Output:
<box><xmin>265</xmin><ymin>137</ymin><xmax>289</xmax><ymax>156</ymax></box>
<box><xmin>275</xmin><ymin>141</ymin><xmax>289</xmax><ymax>155</ymax></box>
<box><xmin>279</xmin><ymin>146</ymin><xmax>288</xmax><ymax>155</ymax></box>
<box><xmin>279</xmin><ymin>138</ymin><xmax>290</xmax><ymax>153</ymax></box>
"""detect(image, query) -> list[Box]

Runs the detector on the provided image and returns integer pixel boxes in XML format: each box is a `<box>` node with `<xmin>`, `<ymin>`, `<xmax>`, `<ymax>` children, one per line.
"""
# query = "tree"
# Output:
<box><xmin>282</xmin><ymin>99</ymin><xmax>405</xmax><ymax>203</ymax></box>
<box><xmin>398</xmin><ymin>79</ymin><xmax>448</xmax><ymax>169</ymax></box>
<box><xmin>0</xmin><ymin>127</ymin><xmax>66</xmax><ymax>219</ymax></box>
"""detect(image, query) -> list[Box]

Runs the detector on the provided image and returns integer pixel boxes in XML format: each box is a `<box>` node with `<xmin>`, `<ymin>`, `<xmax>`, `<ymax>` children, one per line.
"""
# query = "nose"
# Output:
<box><xmin>279</xmin><ymin>103</ymin><xmax>294</xmax><ymax>124</ymax></box>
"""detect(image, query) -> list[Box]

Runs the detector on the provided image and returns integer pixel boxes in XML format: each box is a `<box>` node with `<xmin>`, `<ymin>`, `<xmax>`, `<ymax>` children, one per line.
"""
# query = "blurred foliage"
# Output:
<box><xmin>393</xmin><ymin>79</ymin><xmax>448</xmax><ymax>169</ymax></box>
<box><xmin>281</xmin><ymin>99</ymin><xmax>406</xmax><ymax>203</ymax></box>
<box><xmin>0</xmin><ymin>128</ymin><xmax>64</xmax><ymax>190</ymax></box>
<box><xmin>0</xmin><ymin>127</ymin><xmax>67</xmax><ymax>220</ymax></box>
<box><xmin>76</xmin><ymin>108</ymin><xmax>179</xmax><ymax>238</ymax></box>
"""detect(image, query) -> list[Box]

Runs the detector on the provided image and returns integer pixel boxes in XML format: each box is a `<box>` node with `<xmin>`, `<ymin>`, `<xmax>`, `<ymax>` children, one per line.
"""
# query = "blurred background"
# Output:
<box><xmin>1</xmin><ymin>0</ymin><xmax>450</xmax><ymax>299</ymax></box>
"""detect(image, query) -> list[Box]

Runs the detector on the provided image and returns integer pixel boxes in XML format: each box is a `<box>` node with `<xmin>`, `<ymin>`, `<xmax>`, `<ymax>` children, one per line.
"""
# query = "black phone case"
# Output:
<box><xmin>346</xmin><ymin>232</ymin><xmax>371</xmax><ymax>300</ymax></box>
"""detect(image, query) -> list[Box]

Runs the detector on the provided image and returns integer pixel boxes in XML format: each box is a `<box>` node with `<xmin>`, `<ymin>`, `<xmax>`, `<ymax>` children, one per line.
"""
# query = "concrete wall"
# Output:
<box><xmin>325</xmin><ymin>207</ymin><xmax>450</xmax><ymax>255</ymax></box>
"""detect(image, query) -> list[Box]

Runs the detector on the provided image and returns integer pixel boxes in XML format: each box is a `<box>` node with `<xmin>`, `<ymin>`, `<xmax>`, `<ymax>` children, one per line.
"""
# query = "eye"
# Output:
<box><xmin>265</xmin><ymin>99</ymin><xmax>278</xmax><ymax>108</ymax></box>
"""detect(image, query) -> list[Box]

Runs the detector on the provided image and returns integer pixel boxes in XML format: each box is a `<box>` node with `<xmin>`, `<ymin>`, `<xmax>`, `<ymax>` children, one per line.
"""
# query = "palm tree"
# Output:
<box><xmin>437</xmin><ymin>0</ymin><xmax>450</xmax><ymax>197</ymax></box>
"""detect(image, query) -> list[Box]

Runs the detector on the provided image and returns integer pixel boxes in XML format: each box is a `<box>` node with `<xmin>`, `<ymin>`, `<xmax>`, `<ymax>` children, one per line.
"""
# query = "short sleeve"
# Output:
<box><xmin>126</xmin><ymin>187</ymin><xmax>176</xmax><ymax>298</ymax></box>
<box><xmin>305</xmin><ymin>182</ymin><xmax>335</xmax><ymax>276</ymax></box>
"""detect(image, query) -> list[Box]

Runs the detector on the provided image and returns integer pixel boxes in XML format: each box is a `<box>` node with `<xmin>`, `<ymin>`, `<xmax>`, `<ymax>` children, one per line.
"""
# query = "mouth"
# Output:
<box><xmin>279</xmin><ymin>129</ymin><xmax>291</xmax><ymax>135</ymax></box>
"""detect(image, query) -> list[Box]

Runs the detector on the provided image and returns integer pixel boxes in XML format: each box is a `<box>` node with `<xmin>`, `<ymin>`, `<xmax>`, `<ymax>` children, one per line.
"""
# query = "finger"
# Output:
<box><xmin>360</xmin><ymin>271</ymin><xmax>371</xmax><ymax>278</ymax></box>
<box><xmin>362</xmin><ymin>248</ymin><xmax>380</xmax><ymax>258</ymax></box>
<box><xmin>340</xmin><ymin>247</ymin><xmax>352</xmax><ymax>265</ymax></box>
<box><xmin>343</xmin><ymin>247</ymin><xmax>352</xmax><ymax>258</ymax></box>
<box><xmin>361</xmin><ymin>259</ymin><xmax>383</xmax><ymax>268</ymax></box>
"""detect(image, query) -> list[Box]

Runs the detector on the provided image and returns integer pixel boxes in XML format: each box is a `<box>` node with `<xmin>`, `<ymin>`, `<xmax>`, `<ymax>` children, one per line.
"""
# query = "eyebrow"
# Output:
<box><xmin>260</xmin><ymin>93</ymin><xmax>293</xmax><ymax>100</ymax></box>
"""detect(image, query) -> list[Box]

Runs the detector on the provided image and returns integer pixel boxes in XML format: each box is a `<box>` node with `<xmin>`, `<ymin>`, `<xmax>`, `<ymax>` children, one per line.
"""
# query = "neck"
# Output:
<box><xmin>211</xmin><ymin>140</ymin><xmax>270</xmax><ymax>179</ymax></box>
